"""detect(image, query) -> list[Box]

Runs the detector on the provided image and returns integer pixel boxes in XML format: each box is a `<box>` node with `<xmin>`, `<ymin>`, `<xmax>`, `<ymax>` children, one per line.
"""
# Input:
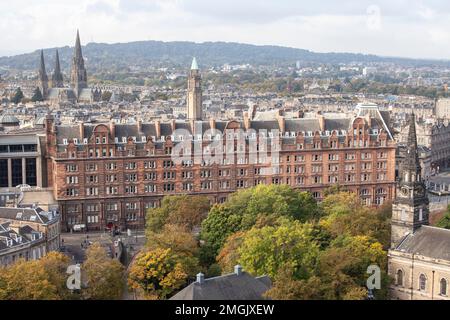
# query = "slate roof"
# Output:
<box><xmin>170</xmin><ymin>272</ymin><xmax>271</xmax><ymax>301</ymax></box>
<box><xmin>0</xmin><ymin>207</ymin><xmax>52</xmax><ymax>224</ymax></box>
<box><xmin>53</xmin><ymin>112</ymin><xmax>392</xmax><ymax>146</ymax></box>
<box><xmin>0</xmin><ymin>221</ymin><xmax>44</xmax><ymax>255</ymax></box>
<box><xmin>395</xmin><ymin>226</ymin><xmax>450</xmax><ymax>261</ymax></box>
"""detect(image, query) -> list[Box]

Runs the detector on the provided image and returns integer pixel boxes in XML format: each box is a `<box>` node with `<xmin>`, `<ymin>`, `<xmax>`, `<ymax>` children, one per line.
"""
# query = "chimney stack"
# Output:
<box><xmin>276</xmin><ymin>115</ymin><xmax>285</xmax><ymax>133</ymax></box>
<box><xmin>137</xmin><ymin>119</ymin><xmax>142</xmax><ymax>133</ymax></box>
<box><xmin>79</xmin><ymin>122</ymin><xmax>84</xmax><ymax>141</ymax></box>
<box><xmin>234</xmin><ymin>265</ymin><xmax>243</xmax><ymax>276</ymax></box>
<box><xmin>196</xmin><ymin>273</ymin><xmax>205</xmax><ymax>285</ymax></box>
<box><xmin>109</xmin><ymin>120</ymin><xmax>116</xmax><ymax>139</ymax></box>
<box><xmin>244</xmin><ymin>112</ymin><xmax>251</xmax><ymax>130</ymax></box>
<box><xmin>155</xmin><ymin>120</ymin><xmax>161</xmax><ymax>140</ymax></box>
<box><xmin>318</xmin><ymin>115</ymin><xmax>325</xmax><ymax>132</ymax></box>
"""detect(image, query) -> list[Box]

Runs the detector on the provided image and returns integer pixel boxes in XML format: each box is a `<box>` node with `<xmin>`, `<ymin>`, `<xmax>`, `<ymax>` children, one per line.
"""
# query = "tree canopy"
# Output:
<box><xmin>81</xmin><ymin>243</ymin><xmax>124</xmax><ymax>300</ymax></box>
<box><xmin>128</xmin><ymin>248</ymin><xmax>188</xmax><ymax>300</ymax></box>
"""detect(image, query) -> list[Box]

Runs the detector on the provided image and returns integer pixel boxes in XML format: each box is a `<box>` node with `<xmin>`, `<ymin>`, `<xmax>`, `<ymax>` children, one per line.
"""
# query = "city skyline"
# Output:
<box><xmin>2</xmin><ymin>0</ymin><xmax>450</xmax><ymax>60</ymax></box>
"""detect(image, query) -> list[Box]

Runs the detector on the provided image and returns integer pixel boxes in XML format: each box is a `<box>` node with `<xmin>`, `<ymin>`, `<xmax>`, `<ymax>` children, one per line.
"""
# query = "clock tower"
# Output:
<box><xmin>187</xmin><ymin>57</ymin><xmax>202</xmax><ymax>121</ymax></box>
<box><xmin>391</xmin><ymin>112</ymin><xmax>429</xmax><ymax>248</ymax></box>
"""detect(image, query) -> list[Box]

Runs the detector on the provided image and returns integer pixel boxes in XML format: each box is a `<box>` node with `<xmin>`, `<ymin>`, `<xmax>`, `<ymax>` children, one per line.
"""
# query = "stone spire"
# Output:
<box><xmin>51</xmin><ymin>50</ymin><xmax>64</xmax><ymax>88</ymax></box>
<box><xmin>70</xmin><ymin>30</ymin><xmax>88</xmax><ymax>98</ymax></box>
<box><xmin>404</xmin><ymin>112</ymin><xmax>421</xmax><ymax>175</ymax></box>
<box><xmin>391</xmin><ymin>111</ymin><xmax>429</xmax><ymax>248</ymax></box>
<box><xmin>38</xmin><ymin>50</ymin><xmax>48</xmax><ymax>99</ymax></box>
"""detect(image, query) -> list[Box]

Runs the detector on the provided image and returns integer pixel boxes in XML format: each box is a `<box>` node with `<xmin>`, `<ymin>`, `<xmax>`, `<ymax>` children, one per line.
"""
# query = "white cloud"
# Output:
<box><xmin>0</xmin><ymin>0</ymin><xmax>450</xmax><ymax>59</ymax></box>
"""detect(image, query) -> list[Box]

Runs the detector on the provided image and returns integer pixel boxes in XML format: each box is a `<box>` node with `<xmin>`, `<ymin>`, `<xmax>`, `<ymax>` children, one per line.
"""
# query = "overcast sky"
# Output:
<box><xmin>1</xmin><ymin>0</ymin><xmax>450</xmax><ymax>60</ymax></box>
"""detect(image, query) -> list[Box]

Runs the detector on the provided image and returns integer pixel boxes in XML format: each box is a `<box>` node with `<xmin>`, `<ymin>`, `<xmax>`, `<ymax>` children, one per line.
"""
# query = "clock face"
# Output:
<box><xmin>415</xmin><ymin>187</ymin><xmax>425</xmax><ymax>197</ymax></box>
<box><xmin>401</xmin><ymin>187</ymin><xmax>410</xmax><ymax>197</ymax></box>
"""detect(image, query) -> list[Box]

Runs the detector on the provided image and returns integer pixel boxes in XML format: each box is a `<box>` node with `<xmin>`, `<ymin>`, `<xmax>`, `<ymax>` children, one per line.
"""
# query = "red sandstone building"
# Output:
<box><xmin>44</xmin><ymin>59</ymin><xmax>396</xmax><ymax>232</ymax></box>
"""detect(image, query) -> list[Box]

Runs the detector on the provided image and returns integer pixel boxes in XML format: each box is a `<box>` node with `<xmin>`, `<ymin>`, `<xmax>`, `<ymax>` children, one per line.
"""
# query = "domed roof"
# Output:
<box><xmin>0</xmin><ymin>115</ymin><xmax>20</xmax><ymax>125</ymax></box>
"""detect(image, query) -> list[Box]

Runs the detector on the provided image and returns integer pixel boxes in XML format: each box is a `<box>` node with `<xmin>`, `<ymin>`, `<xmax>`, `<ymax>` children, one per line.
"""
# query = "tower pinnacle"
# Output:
<box><xmin>191</xmin><ymin>57</ymin><xmax>199</xmax><ymax>70</ymax></box>
<box><xmin>38</xmin><ymin>50</ymin><xmax>48</xmax><ymax>99</ymax></box>
<box><xmin>52</xmin><ymin>50</ymin><xmax>64</xmax><ymax>88</ymax></box>
<box><xmin>70</xmin><ymin>30</ymin><xmax>88</xmax><ymax>99</ymax></box>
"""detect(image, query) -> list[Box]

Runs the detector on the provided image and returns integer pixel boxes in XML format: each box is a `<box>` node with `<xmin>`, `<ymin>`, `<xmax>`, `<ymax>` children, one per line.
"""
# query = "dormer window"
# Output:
<box><xmin>63</xmin><ymin>139</ymin><xmax>68</xmax><ymax>145</ymax></box>
<box><xmin>142</xmin><ymin>136</ymin><xmax>147</xmax><ymax>142</ymax></box>
<box><xmin>74</xmin><ymin>138</ymin><xmax>78</xmax><ymax>144</ymax></box>
<box><xmin>102</xmin><ymin>137</ymin><xmax>107</xmax><ymax>144</ymax></box>
<box><xmin>83</xmin><ymin>138</ymin><xmax>88</xmax><ymax>144</ymax></box>
<box><xmin>122</xmin><ymin>137</ymin><xmax>127</xmax><ymax>143</ymax></box>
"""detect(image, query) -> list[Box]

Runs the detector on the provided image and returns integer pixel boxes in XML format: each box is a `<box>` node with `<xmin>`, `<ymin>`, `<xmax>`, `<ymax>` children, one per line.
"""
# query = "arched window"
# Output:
<box><xmin>419</xmin><ymin>274</ymin><xmax>427</xmax><ymax>291</ymax></box>
<box><xmin>397</xmin><ymin>270</ymin><xmax>404</xmax><ymax>286</ymax></box>
<box><xmin>440</xmin><ymin>278</ymin><xmax>448</xmax><ymax>296</ymax></box>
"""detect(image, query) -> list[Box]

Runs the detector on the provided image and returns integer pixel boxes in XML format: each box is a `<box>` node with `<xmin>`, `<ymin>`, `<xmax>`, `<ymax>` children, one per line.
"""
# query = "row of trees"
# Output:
<box><xmin>131</xmin><ymin>185</ymin><xmax>392</xmax><ymax>300</ymax></box>
<box><xmin>0</xmin><ymin>244</ymin><xmax>124</xmax><ymax>300</ymax></box>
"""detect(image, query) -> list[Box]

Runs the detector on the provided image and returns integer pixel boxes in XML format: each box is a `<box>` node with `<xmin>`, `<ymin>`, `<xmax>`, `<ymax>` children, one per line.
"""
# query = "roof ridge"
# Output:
<box><xmin>422</xmin><ymin>225</ymin><xmax>450</xmax><ymax>233</ymax></box>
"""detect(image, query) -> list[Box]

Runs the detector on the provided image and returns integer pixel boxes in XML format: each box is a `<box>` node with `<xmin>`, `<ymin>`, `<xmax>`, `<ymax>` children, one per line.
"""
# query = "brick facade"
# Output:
<box><xmin>45</xmin><ymin>114</ymin><xmax>396</xmax><ymax>232</ymax></box>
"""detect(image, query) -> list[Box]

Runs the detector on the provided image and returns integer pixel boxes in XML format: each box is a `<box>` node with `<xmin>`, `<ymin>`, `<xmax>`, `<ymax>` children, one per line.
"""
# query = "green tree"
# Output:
<box><xmin>31</xmin><ymin>87</ymin><xmax>43</xmax><ymax>102</ymax></box>
<box><xmin>11</xmin><ymin>87</ymin><xmax>24</xmax><ymax>104</ymax></box>
<box><xmin>238</xmin><ymin>220</ymin><xmax>320</xmax><ymax>279</ymax></box>
<box><xmin>200</xmin><ymin>185</ymin><xmax>320</xmax><ymax>261</ymax></box>
<box><xmin>82</xmin><ymin>243</ymin><xmax>124</xmax><ymax>300</ymax></box>
<box><xmin>266</xmin><ymin>235</ymin><xmax>389</xmax><ymax>300</ymax></box>
<box><xmin>320</xmin><ymin>192</ymin><xmax>391</xmax><ymax>248</ymax></box>
<box><xmin>146</xmin><ymin>195</ymin><xmax>210</xmax><ymax>234</ymax></box>
<box><xmin>146</xmin><ymin>224</ymin><xmax>200</xmax><ymax>277</ymax></box>
<box><xmin>128</xmin><ymin>248</ymin><xmax>188</xmax><ymax>300</ymax></box>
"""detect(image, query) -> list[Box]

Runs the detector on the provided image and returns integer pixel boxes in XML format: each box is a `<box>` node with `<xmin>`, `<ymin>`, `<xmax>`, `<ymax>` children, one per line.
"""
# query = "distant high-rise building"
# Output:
<box><xmin>38</xmin><ymin>50</ymin><xmax>48</xmax><ymax>99</ymax></box>
<box><xmin>51</xmin><ymin>50</ymin><xmax>64</xmax><ymax>88</ymax></box>
<box><xmin>187</xmin><ymin>57</ymin><xmax>202</xmax><ymax>121</ymax></box>
<box><xmin>70</xmin><ymin>30</ymin><xmax>88</xmax><ymax>98</ymax></box>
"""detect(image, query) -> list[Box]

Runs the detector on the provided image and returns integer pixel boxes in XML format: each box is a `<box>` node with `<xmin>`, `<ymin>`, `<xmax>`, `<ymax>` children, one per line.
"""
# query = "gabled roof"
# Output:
<box><xmin>170</xmin><ymin>272</ymin><xmax>271</xmax><ymax>301</ymax></box>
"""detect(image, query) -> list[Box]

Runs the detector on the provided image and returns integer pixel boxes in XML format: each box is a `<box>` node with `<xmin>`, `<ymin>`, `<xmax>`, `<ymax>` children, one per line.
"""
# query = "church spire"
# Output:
<box><xmin>74</xmin><ymin>29</ymin><xmax>82</xmax><ymax>61</ymax></box>
<box><xmin>404</xmin><ymin>112</ymin><xmax>422</xmax><ymax>177</ymax></box>
<box><xmin>52</xmin><ymin>50</ymin><xmax>64</xmax><ymax>88</ymax></box>
<box><xmin>38</xmin><ymin>50</ymin><xmax>48</xmax><ymax>99</ymax></box>
<box><xmin>391</xmin><ymin>111</ymin><xmax>429</xmax><ymax>248</ymax></box>
<box><xmin>70</xmin><ymin>29</ymin><xmax>88</xmax><ymax>99</ymax></box>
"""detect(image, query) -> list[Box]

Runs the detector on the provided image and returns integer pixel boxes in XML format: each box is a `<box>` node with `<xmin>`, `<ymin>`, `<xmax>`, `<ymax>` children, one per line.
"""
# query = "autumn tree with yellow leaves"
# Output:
<box><xmin>127</xmin><ymin>248</ymin><xmax>188</xmax><ymax>300</ymax></box>
<box><xmin>81</xmin><ymin>243</ymin><xmax>125</xmax><ymax>300</ymax></box>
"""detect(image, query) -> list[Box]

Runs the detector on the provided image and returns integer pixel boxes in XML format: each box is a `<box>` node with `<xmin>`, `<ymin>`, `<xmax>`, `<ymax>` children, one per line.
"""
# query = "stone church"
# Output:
<box><xmin>388</xmin><ymin>113</ymin><xmax>450</xmax><ymax>300</ymax></box>
<box><xmin>37</xmin><ymin>30</ymin><xmax>101</xmax><ymax>104</ymax></box>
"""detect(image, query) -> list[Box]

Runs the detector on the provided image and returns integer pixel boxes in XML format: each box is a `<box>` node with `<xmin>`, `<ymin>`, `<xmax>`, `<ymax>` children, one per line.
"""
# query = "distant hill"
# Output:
<box><xmin>1</xmin><ymin>40</ymin><xmax>449</xmax><ymax>73</ymax></box>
